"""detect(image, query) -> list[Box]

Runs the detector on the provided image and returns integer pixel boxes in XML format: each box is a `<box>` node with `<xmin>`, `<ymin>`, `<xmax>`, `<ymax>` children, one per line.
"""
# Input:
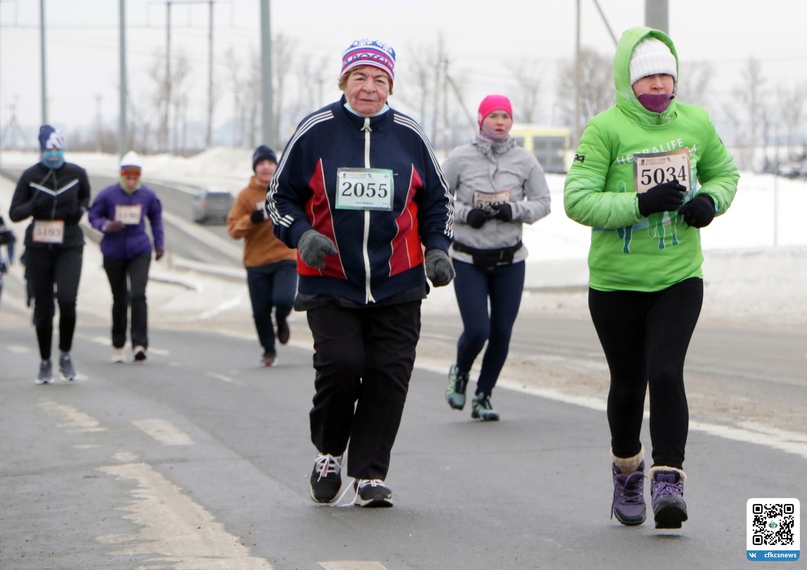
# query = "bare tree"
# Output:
<box><xmin>676</xmin><ymin>61</ymin><xmax>714</xmax><ymax>108</ymax></box>
<box><xmin>732</xmin><ymin>58</ymin><xmax>767</xmax><ymax>169</ymax></box>
<box><xmin>271</xmin><ymin>33</ymin><xmax>296</xmax><ymax>147</ymax></box>
<box><xmin>223</xmin><ymin>45</ymin><xmax>246</xmax><ymax>146</ymax></box>
<box><xmin>148</xmin><ymin>49</ymin><xmax>170</xmax><ymax>152</ymax></box>
<box><xmin>777</xmin><ymin>83</ymin><xmax>807</xmax><ymax>161</ymax></box>
<box><xmin>170</xmin><ymin>51</ymin><xmax>192</xmax><ymax>153</ymax></box>
<box><xmin>399</xmin><ymin>41</ymin><xmax>440</xmax><ymax>130</ymax></box>
<box><xmin>508</xmin><ymin>59</ymin><xmax>542</xmax><ymax>124</ymax></box>
<box><xmin>555</xmin><ymin>48</ymin><xmax>613</xmax><ymax>134</ymax></box>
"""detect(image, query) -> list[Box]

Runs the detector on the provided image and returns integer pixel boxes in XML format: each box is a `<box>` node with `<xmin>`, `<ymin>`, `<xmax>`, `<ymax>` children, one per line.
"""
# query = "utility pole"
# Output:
<box><xmin>645</xmin><ymin>0</ymin><xmax>669</xmax><ymax>32</ymax></box>
<box><xmin>119</xmin><ymin>0</ymin><xmax>128</xmax><ymax>157</ymax></box>
<box><xmin>260</xmin><ymin>0</ymin><xmax>273</xmax><ymax>148</ymax></box>
<box><xmin>39</xmin><ymin>0</ymin><xmax>47</xmax><ymax>125</ymax></box>
<box><xmin>163</xmin><ymin>0</ymin><xmax>171</xmax><ymax>152</ymax></box>
<box><xmin>206</xmin><ymin>0</ymin><xmax>213</xmax><ymax>147</ymax></box>
<box><xmin>573</xmin><ymin>0</ymin><xmax>581</xmax><ymax>147</ymax></box>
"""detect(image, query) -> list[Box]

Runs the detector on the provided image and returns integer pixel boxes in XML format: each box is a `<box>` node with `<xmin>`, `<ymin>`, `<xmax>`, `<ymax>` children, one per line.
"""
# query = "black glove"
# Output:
<box><xmin>103</xmin><ymin>220</ymin><xmax>125</xmax><ymax>233</ymax></box>
<box><xmin>250</xmin><ymin>209</ymin><xmax>265</xmax><ymax>224</ymax></box>
<box><xmin>466</xmin><ymin>208</ymin><xmax>491</xmax><ymax>229</ymax></box>
<box><xmin>0</xmin><ymin>229</ymin><xmax>14</xmax><ymax>246</ymax></box>
<box><xmin>425</xmin><ymin>248</ymin><xmax>454</xmax><ymax>287</ymax></box>
<box><xmin>637</xmin><ymin>180</ymin><xmax>686</xmax><ymax>217</ymax></box>
<box><xmin>492</xmin><ymin>203</ymin><xmax>513</xmax><ymax>222</ymax></box>
<box><xmin>16</xmin><ymin>191</ymin><xmax>51</xmax><ymax>218</ymax></box>
<box><xmin>297</xmin><ymin>229</ymin><xmax>337</xmax><ymax>269</ymax></box>
<box><xmin>154</xmin><ymin>245</ymin><xmax>165</xmax><ymax>260</ymax></box>
<box><xmin>678</xmin><ymin>193</ymin><xmax>715</xmax><ymax>228</ymax></box>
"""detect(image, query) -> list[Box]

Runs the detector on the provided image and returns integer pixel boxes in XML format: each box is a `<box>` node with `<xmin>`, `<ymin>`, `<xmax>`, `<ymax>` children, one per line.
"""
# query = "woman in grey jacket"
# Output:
<box><xmin>443</xmin><ymin>95</ymin><xmax>551</xmax><ymax>420</ymax></box>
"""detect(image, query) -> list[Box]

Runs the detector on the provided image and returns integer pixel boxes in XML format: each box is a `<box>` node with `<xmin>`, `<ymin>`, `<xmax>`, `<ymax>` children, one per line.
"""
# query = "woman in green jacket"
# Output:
<box><xmin>564</xmin><ymin>27</ymin><xmax>739</xmax><ymax>530</ymax></box>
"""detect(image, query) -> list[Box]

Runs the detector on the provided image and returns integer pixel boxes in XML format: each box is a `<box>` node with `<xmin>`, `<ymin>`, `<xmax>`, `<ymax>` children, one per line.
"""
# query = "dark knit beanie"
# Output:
<box><xmin>252</xmin><ymin>145</ymin><xmax>277</xmax><ymax>171</ymax></box>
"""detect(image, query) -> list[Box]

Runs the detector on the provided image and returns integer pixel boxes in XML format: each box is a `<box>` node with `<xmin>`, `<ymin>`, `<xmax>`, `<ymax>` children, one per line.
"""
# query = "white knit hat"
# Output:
<box><xmin>629</xmin><ymin>38</ymin><xmax>677</xmax><ymax>85</ymax></box>
<box><xmin>120</xmin><ymin>150</ymin><xmax>142</xmax><ymax>176</ymax></box>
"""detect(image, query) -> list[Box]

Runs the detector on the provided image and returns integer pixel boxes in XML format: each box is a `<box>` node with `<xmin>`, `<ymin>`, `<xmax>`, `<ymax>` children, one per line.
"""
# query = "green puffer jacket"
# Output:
<box><xmin>564</xmin><ymin>26</ymin><xmax>739</xmax><ymax>292</ymax></box>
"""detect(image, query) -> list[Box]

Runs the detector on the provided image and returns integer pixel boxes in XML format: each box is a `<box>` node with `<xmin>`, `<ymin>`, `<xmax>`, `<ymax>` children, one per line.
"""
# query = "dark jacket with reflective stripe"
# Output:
<box><xmin>10</xmin><ymin>161</ymin><xmax>91</xmax><ymax>249</ymax></box>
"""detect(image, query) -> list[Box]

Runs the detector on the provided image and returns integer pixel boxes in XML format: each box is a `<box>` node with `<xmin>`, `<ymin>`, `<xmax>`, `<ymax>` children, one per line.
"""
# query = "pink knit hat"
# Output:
<box><xmin>477</xmin><ymin>95</ymin><xmax>513</xmax><ymax>128</ymax></box>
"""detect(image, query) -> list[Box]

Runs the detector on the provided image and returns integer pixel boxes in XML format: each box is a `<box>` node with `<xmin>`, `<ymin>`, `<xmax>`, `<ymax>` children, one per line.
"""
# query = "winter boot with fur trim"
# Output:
<box><xmin>650</xmin><ymin>466</ymin><xmax>688</xmax><ymax>529</ymax></box>
<box><xmin>611</xmin><ymin>448</ymin><xmax>646</xmax><ymax>525</ymax></box>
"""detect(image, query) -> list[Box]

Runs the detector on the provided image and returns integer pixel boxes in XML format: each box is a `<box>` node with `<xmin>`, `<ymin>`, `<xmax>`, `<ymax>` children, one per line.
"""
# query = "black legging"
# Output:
<box><xmin>588</xmin><ymin>277</ymin><xmax>703</xmax><ymax>469</ymax></box>
<box><xmin>25</xmin><ymin>246</ymin><xmax>83</xmax><ymax>361</ymax></box>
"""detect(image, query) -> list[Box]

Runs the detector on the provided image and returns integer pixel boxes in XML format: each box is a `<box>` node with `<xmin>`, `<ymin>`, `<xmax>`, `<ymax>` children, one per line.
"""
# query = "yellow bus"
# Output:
<box><xmin>509</xmin><ymin>124</ymin><xmax>572</xmax><ymax>174</ymax></box>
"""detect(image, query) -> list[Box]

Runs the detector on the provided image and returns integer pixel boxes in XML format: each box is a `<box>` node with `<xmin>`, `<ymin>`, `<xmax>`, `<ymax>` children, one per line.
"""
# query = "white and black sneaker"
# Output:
<box><xmin>354</xmin><ymin>479</ymin><xmax>393</xmax><ymax>508</ymax></box>
<box><xmin>309</xmin><ymin>453</ymin><xmax>342</xmax><ymax>504</ymax></box>
<box><xmin>133</xmin><ymin>346</ymin><xmax>147</xmax><ymax>362</ymax></box>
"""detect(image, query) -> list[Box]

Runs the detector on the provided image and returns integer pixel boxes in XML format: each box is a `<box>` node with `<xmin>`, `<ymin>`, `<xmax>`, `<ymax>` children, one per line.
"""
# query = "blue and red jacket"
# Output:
<box><xmin>268</xmin><ymin>96</ymin><xmax>453</xmax><ymax>305</ymax></box>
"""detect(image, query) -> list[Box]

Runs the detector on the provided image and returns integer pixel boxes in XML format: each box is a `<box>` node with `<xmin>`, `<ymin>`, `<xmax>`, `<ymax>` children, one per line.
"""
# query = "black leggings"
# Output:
<box><xmin>588</xmin><ymin>277</ymin><xmax>703</xmax><ymax>469</ymax></box>
<box><xmin>25</xmin><ymin>246</ymin><xmax>83</xmax><ymax>360</ymax></box>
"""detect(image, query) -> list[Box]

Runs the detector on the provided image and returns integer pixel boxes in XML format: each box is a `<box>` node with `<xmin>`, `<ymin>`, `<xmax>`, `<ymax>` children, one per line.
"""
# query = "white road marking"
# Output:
<box><xmin>319</xmin><ymin>562</ymin><xmax>389</xmax><ymax>570</ymax></box>
<box><xmin>418</xmin><ymin>361</ymin><xmax>807</xmax><ymax>460</ymax></box>
<box><xmin>7</xmin><ymin>344</ymin><xmax>30</xmax><ymax>353</ymax></box>
<box><xmin>132</xmin><ymin>418</ymin><xmax>194</xmax><ymax>446</ymax></box>
<box><xmin>207</xmin><ymin>371</ymin><xmax>243</xmax><ymax>385</ymax></box>
<box><xmin>98</xmin><ymin>457</ymin><xmax>273</xmax><ymax>569</ymax></box>
<box><xmin>38</xmin><ymin>399</ymin><xmax>106</xmax><ymax>432</ymax></box>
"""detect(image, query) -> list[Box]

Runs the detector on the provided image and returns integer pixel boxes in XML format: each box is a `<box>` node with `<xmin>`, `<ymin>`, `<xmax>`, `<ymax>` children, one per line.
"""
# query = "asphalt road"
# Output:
<box><xmin>1</xmin><ymin>169</ymin><xmax>805</xmax><ymax>569</ymax></box>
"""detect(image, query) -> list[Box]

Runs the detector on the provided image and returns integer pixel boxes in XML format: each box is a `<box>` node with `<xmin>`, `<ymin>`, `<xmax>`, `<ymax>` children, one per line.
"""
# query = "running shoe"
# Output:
<box><xmin>111</xmin><ymin>347</ymin><xmax>126</xmax><ymax>363</ymax></box>
<box><xmin>133</xmin><ymin>346</ymin><xmax>147</xmax><ymax>362</ymax></box>
<box><xmin>445</xmin><ymin>363</ymin><xmax>469</xmax><ymax>410</ymax></box>
<box><xmin>262</xmin><ymin>350</ymin><xmax>277</xmax><ymax>367</ymax></box>
<box><xmin>354</xmin><ymin>479</ymin><xmax>393</xmax><ymax>508</ymax></box>
<box><xmin>471</xmin><ymin>393</ymin><xmax>499</xmax><ymax>421</ymax></box>
<box><xmin>59</xmin><ymin>352</ymin><xmax>78</xmax><ymax>381</ymax></box>
<box><xmin>36</xmin><ymin>360</ymin><xmax>53</xmax><ymax>385</ymax></box>
<box><xmin>276</xmin><ymin>318</ymin><xmax>290</xmax><ymax>345</ymax></box>
<box><xmin>309</xmin><ymin>453</ymin><xmax>343</xmax><ymax>503</ymax></box>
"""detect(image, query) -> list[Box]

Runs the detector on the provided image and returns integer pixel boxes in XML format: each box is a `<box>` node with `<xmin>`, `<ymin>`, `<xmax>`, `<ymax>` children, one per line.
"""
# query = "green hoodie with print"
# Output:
<box><xmin>564</xmin><ymin>26</ymin><xmax>739</xmax><ymax>292</ymax></box>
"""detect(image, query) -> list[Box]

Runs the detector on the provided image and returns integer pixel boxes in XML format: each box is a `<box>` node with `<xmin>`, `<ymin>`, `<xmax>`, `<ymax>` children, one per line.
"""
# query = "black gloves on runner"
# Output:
<box><xmin>678</xmin><ymin>193</ymin><xmax>716</xmax><ymax>228</ymax></box>
<box><xmin>637</xmin><ymin>180</ymin><xmax>686</xmax><ymax>217</ymax></box>
<box><xmin>297</xmin><ymin>229</ymin><xmax>337</xmax><ymax>269</ymax></box>
<box><xmin>425</xmin><ymin>248</ymin><xmax>455</xmax><ymax>287</ymax></box>
<box><xmin>492</xmin><ymin>203</ymin><xmax>513</xmax><ymax>222</ymax></box>
<box><xmin>466</xmin><ymin>208</ymin><xmax>491</xmax><ymax>229</ymax></box>
<box><xmin>250</xmin><ymin>209</ymin><xmax>265</xmax><ymax>224</ymax></box>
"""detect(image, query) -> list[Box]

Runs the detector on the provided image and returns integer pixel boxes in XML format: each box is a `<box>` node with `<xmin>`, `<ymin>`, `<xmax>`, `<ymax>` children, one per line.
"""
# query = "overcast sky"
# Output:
<box><xmin>1</xmin><ymin>0</ymin><xmax>805</xmax><ymax>143</ymax></box>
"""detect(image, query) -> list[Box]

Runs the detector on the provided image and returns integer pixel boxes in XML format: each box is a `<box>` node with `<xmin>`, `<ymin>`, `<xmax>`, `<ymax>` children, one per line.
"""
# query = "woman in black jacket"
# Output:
<box><xmin>9</xmin><ymin>125</ymin><xmax>91</xmax><ymax>384</ymax></box>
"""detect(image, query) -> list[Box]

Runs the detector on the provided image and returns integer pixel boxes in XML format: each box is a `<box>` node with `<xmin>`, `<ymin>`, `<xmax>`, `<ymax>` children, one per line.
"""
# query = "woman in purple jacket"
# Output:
<box><xmin>88</xmin><ymin>152</ymin><xmax>164</xmax><ymax>363</ymax></box>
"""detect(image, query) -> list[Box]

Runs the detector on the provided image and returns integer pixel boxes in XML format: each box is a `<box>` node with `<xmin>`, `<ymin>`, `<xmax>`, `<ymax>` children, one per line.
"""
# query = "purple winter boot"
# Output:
<box><xmin>650</xmin><ymin>466</ymin><xmax>688</xmax><ymax>529</ymax></box>
<box><xmin>611</xmin><ymin>460</ymin><xmax>646</xmax><ymax>525</ymax></box>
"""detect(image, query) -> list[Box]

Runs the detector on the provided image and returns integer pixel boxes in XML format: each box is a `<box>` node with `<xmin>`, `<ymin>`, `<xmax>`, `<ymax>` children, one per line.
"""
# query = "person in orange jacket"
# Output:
<box><xmin>227</xmin><ymin>145</ymin><xmax>297</xmax><ymax>366</ymax></box>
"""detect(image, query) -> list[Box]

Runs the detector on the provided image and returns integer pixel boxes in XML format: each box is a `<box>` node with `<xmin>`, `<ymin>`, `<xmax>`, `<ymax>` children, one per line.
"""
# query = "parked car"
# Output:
<box><xmin>192</xmin><ymin>188</ymin><xmax>234</xmax><ymax>224</ymax></box>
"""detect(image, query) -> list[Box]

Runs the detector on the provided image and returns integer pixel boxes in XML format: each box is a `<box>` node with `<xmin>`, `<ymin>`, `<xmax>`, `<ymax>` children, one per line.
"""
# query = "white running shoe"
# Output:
<box><xmin>111</xmin><ymin>347</ymin><xmax>126</xmax><ymax>363</ymax></box>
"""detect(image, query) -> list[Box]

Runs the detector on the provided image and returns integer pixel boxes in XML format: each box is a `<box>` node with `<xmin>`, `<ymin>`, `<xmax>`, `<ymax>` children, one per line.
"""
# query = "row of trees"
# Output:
<box><xmin>7</xmin><ymin>36</ymin><xmax>807</xmax><ymax>172</ymax></box>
